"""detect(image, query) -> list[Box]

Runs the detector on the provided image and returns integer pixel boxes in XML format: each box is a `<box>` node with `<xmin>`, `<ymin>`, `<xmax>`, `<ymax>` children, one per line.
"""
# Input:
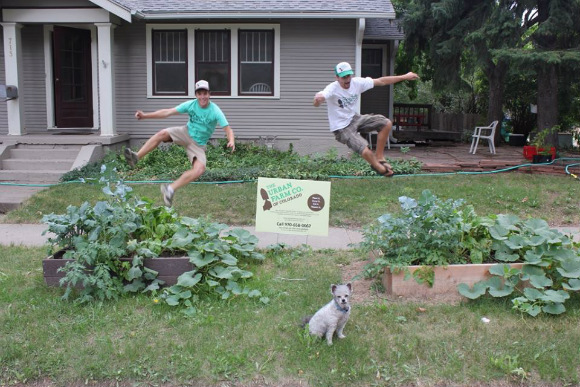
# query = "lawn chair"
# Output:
<box><xmin>469</xmin><ymin>120</ymin><xmax>498</xmax><ymax>154</ymax></box>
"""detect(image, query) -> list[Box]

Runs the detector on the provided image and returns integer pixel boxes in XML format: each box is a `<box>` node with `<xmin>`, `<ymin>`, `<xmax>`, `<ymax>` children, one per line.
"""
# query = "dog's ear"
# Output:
<box><xmin>330</xmin><ymin>284</ymin><xmax>337</xmax><ymax>294</ymax></box>
<box><xmin>346</xmin><ymin>283</ymin><xmax>352</xmax><ymax>292</ymax></box>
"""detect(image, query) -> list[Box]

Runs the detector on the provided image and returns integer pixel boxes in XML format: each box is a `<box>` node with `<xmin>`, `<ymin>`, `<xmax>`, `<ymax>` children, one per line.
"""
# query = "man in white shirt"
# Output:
<box><xmin>313</xmin><ymin>62</ymin><xmax>419</xmax><ymax>177</ymax></box>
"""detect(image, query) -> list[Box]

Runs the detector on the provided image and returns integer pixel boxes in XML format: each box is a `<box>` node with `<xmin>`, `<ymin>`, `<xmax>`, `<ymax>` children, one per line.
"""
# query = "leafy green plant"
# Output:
<box><xmin>43</xmin><ymin>166</ymin><xmax>265</xmax><ymax>312</ymax></box>
<box><xmin>458</xmin><ymin>215</ymin><xmax>580</xmax><ymax>316</ymax></box>
<box><xmin>359</xmin><ymin>190</ymin><xmax>493</xmax><ymax>283</ymax></box>
<box><xmin>531</xmin><ymin>126</ymin><xmax>558</xmax><ymax>155</ymax></box>
<box><xmin>60</xmin><ymin>140</ymin><xmax>423</xmax><ymax>183</ymax></box>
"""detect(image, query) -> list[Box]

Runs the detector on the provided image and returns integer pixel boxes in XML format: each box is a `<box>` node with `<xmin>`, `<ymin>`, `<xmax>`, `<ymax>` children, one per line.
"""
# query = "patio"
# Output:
<box><xmin>385</xmin><ymin>141</ymin><xmax>580</xmax><ymax>176</ymax></box>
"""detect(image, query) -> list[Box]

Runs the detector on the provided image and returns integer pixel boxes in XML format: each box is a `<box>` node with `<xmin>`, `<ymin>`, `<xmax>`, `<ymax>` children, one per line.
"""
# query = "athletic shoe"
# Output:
<box><xmin>160</xmin><ymin>184</ymin><xmax>174</xmax><ymax>207</ymax></box>
<box><xmin>124</xmin><ymin>148</ymin><xmax>139</xmax><ymax>168</ymax></box>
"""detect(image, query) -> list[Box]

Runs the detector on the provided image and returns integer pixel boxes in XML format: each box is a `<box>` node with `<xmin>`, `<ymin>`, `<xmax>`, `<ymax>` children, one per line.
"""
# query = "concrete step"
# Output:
<box><xmin>0</xmin><ymin>185</ymin><xmax>47</xmax><ymax>212</ymax></box>
<box><xmin>1</xmin><ymin>159</ymin><xmax>73</xmax><ymax>171</ymax></box>
<box><xmin>7</xmin><ymin>148</ymin><xmax>80</xmax><ymax>160</ymax></box>
<box><xmin>0</xmin><ymin>170</ymin><xmax>68</xmax><ymax>183</ymax></box>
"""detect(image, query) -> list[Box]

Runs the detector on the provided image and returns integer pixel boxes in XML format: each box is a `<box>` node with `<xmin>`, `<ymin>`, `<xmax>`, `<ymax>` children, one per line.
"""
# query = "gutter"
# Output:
<box><xmin>130</xmin><ymin>11</ymin><xmax>396</xmax><ymax>20</ymax></box>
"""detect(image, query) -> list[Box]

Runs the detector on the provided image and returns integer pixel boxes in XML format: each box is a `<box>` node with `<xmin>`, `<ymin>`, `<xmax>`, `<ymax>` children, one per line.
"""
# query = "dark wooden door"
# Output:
<box><xmin>53</xmin><ymin>26</ymin><xmax>93</xmax><ymax>128</ymax></box>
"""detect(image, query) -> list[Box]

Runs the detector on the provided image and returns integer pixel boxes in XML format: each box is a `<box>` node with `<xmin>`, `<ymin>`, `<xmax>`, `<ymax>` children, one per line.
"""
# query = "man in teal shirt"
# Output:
<box><xmin>126</xmin><ymin>80</ymin><xmax>235</xmax><ymax>206</ymax></box>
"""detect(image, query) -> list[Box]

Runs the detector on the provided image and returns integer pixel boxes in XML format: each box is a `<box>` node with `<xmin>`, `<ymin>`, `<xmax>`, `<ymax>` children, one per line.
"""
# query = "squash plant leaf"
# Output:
<box><xmin>529</xmin><ymin>274</ymin><xmax>553</xmax><ymax>288</ymax></box>
<box><xmin>556</xmin><ymin>260</ymin><xmax>580</xmax><ymax>278</ymax></box>
<box><xmin>540</xmin><ymin>289</ymin><xmax>570</xmax><ymax>304</ymax></box>
<box><xmin>457</xmin><ymin>281</ymin><xmax>487</xmax><ymax>299</ymax></box>
<box><xmin>563</xmin><ymin>278</ymin><xmax>580</xmax><ymax>291</ymax></box>
<box><xmin>542</xmin><ymin>302</ymin><xmax>566</xmax><ymax>315</ymax></box>
<box><xmin>188</xmin><ymin>252</ymin><xmax>218</xmax><ymax>267</ymax></box>
<box><xmin>177</xmin><ymin>271</ymin><xmax>202</xmax><ymax>287</ymax></box>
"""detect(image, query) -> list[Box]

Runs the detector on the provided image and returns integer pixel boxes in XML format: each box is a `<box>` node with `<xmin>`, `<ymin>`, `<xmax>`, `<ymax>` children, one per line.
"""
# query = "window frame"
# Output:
<box><xmin>146</xmin><ymin>24</ymin><xmax>280</xmax><ymax>99</ymax></box>
<box><xmin>151</xmin><ymin>29</ymin><xmax>189</xmax><ymax>96</ymax></box>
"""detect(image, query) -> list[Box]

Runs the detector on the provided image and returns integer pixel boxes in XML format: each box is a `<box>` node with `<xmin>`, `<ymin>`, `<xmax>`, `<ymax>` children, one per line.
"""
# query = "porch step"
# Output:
<box><xmin>0</xmin><ymin>144</ymin><xmax>80</xmax><ymax>183</ymax></box>
<box><xmin>7</xmin><ymin>147</ymin><xmax>80</xmax><ymax>160</ymax></box>
<box><xmin>2</xmin><ymin>159</ymin><xmax>74</xmax><ymax>171</ymax></box>
<box><xmin>0</xmin><ymin>170</ymin><xmax>70</xmax><ymax>183</ymax></box>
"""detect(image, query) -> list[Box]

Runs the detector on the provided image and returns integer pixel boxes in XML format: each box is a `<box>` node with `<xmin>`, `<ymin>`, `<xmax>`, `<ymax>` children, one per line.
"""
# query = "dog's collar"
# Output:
<box><xmin>334</xmin><ymin>300</ymin><xmax>349</xmax><ymax>313</ymax></box>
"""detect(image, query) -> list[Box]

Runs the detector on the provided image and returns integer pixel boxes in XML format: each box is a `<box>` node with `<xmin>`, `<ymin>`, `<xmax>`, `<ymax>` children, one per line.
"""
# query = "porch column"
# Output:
<box><xmin>95</xmin><ymin>23</ymin><xmax>116</xmax><ymax>136</ymax></box>
<box><xmin>1</xmin><ymin>23</ymin><xmax>25</xmax><ymax>135</ymax></box>
<box><xmin>355</xmin><ymin>18</ymin><xmax>365</xmax><ymax>113</ymax></box>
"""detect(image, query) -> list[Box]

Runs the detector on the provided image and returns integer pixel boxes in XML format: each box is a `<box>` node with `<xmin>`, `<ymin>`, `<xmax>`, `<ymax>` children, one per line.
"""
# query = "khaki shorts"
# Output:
<box><xmin>333</xmin><ymin>114</ymin><xmax>390</xmax><ymax>155</ymax></box>
<box><xmin>166</xmin><ymin>125</ymin><xmax>207</xmax><ymax>166</ymax></box>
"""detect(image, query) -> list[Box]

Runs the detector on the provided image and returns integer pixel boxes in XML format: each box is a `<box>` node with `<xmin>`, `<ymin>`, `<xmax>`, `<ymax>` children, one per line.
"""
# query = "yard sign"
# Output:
<box><xmin>255</xmin><ymin>177</ymin><xmax>331</xmax><ymax>236</ymax></box>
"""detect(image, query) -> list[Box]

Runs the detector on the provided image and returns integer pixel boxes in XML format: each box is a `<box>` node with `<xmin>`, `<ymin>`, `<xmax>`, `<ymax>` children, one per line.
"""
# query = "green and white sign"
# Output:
<box><xmin>255</xmin><ymin>177</ymin><xmax>331</xmax><ymax>236</ymax></box>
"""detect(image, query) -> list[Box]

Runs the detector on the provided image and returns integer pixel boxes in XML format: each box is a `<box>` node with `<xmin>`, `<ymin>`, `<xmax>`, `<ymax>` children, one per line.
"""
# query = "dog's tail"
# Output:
<box><xmin>300</xmin><ymin>315</ymin><xmax>312</xmax><ymax>328</ymax></box>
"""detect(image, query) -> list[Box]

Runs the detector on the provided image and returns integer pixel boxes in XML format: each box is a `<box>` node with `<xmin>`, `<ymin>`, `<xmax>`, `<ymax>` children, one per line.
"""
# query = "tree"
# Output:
<box><xmin>400</xmin><ymin>0</ymin><xmax>580</xmax><ymax>147</ymax></box>
<box><xmin>401</xmin><ymin>0</ymin><xmax>523</xmax><ymax>137</ymax></box>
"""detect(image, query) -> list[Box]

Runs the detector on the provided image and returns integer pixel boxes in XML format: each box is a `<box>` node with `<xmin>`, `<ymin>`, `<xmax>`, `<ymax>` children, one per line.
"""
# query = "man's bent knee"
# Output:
<box><xmin>155</xmin><ymin>129</ymin><xmax>173</xmax><ymax>142</ymax></box>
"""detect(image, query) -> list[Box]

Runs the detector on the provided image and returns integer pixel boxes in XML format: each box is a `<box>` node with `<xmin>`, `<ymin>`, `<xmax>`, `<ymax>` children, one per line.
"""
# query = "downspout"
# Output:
<box><xmin>388</xmin><ymin>39</ymin><xmax>399</xmax><ymax>119</ymax></box>
<box><xmin>355</xmin><ymin>18</ymin><xmax>365</xmax><ymax>113</ymax></box>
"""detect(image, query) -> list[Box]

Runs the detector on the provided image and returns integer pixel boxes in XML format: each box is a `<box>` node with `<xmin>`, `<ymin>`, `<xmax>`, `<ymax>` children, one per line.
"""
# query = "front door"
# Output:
<box><xmin>53</xmin><ymin>26</ymin><xmax>93</xmax><ymax>128</ymax></box>
<box><xmin>360</xmin><ymin>47</ymin><xmax>388</xmax><ymax>117</ymax></box>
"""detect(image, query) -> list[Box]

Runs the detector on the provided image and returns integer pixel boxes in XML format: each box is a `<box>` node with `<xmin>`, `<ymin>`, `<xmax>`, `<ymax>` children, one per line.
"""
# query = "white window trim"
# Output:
<box><xmin>146</xmin><ymin>23</ymin><xmax>280</xmax><ymax>99</ymax></box>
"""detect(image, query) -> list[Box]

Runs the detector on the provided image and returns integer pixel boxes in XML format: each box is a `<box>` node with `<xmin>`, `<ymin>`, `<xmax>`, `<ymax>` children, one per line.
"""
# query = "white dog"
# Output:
<box><xmin>303</xmin><ymin>283</ymin><xmax>352</xmax><ymax>345</ymax></box>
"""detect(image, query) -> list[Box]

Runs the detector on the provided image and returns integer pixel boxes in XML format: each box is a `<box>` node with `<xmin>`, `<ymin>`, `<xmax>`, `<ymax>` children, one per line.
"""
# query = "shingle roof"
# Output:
<box><xmin>106</xmin><ymin>0</ymin><xmax>395</xmax><ymax>18</ymax></box>
<box><xmin>364</xmin><ymin>18</ymin><xmax>404</xmax><ymax>40</ymax></box>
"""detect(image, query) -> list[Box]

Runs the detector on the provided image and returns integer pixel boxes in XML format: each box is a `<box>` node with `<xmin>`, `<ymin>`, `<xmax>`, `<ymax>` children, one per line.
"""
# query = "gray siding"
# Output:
<box><xmin>114</xmin><ymin>19</ymin><xmax>357</xmax><ymax>149</ymax></box>
<box><xmin>21</xmin><ymin>25</ymin><xmax>48</xmax><ymax>133</ymax></box>
<box><xmin>0</xmin><ymin>30</ymin><xmax>6</xmax><ymax>135</ymax></box>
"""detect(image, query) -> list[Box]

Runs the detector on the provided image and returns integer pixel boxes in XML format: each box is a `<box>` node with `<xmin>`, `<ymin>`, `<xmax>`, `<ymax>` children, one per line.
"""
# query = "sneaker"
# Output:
<box><xmin>124</xmin><ymin>148</ymin><xmax>139</xmax><ymax>168</ymax></box>
<box><xmin>160</xmin><ymin>184</ymin><xmax>174</xmax><ymax>207</ymax></box>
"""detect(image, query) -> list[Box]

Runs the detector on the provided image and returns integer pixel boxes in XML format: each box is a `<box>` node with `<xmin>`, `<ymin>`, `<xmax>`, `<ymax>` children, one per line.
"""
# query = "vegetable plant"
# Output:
<box><xmin>43</xmin><ymin>166</ymin><xmax>265</xmax><ymax>313</ymax></box>
<box><xmin>359</xmin><ymin>190</ymin><xmax>493</xmax><ymax>282</ymax></box>
<box><xmin>458</xmin><ymin>215</ymin><xmax>580</xmax><ymax>316</ymax></box>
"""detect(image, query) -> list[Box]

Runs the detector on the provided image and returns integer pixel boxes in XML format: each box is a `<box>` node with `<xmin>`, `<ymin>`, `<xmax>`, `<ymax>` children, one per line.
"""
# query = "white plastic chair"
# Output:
<box><xmin>469</xmin><ymin>120</ymin><xmax>498</xmax><ymax>154</ymax></box>
<box><xmin>248</xmin><ymin>83</ymin><xmax>271</xmax><ymax>94</ymax></box>
<box><xmin>367</xmin><ymin>131</ymin><xmax>391</xmax><ymax>150</ymax></box>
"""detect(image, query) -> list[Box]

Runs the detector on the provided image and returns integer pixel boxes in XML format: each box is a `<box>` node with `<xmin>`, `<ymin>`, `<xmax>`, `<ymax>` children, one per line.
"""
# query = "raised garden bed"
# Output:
<box><xmin>382</xmin><ymin>263</ymin><xmax>524</xmax><ymax>298</ymax></box>
<box><xmin>43</xmin><ymin>252</ymin><xmax>193</xmax><ymax>287</ymax></box>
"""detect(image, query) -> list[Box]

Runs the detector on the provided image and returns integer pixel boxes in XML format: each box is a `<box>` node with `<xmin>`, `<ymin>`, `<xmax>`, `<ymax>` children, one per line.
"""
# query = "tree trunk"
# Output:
<box><xmin>487</xmin><ymin>61</ymin><xmax>507</xmax><ymax>145</ymax></box>
<box><xmin>536</xmin><ymin>65</ymin><xmax>559</xmax><ymax>147</ymax></box>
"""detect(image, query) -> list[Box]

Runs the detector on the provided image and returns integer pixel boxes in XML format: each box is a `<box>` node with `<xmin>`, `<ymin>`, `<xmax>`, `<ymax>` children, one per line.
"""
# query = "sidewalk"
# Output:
<box><xmin>1</xmin><ymin>222</ymin><xmax>579</xmax><ymax>249</ymax></box>
<box><xmin>0</xmin><ymin>223</ymin><xmax>364</xmax><ymax>249</ymax></box>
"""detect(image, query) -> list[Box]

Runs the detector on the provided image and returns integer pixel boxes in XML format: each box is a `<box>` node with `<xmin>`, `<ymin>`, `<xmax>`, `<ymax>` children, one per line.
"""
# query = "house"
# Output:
<box><xmin>0</xmin><ymin>0</ymin><xmax>403</xmax><ymax>184</ymax></box>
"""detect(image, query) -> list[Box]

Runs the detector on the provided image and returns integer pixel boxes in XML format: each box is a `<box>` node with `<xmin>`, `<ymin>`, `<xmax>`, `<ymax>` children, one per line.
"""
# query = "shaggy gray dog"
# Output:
<box><xmin>303</xmin><ymin>283</ymin><xmax>352</xmax><ymax>345</ymax></box>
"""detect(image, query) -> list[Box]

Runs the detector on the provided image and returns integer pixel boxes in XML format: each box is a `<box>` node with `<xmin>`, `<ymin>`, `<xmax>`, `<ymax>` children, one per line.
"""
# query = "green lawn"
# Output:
<box><xmin>1</xmin><ymin>245</ymin><xmax>579</xmax><ymax>387</ymax></box>
<box><xmin>3</xmin><ymin>173</ymin><xmax>580</xmax><ymax>227</ymax></box>
<box><xmin>2</xmin><ymin>167</ymin><xmax>580</xmax><ymax>386</ymax></box>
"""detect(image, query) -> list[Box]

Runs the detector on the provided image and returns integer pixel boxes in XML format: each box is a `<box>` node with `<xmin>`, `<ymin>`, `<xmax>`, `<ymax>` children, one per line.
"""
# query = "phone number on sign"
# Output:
<box><xmin>277</xmin><ymin>222</ymin><xmax>311</xmax><ymax>229</ymax></box>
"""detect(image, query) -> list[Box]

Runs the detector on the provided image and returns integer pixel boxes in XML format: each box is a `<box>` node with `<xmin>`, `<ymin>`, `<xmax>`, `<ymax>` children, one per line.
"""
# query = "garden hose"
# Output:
<box><xmin>1</xmin><ymin>157</ymin><xmax>580</xmax><ymax>187</ymax></box>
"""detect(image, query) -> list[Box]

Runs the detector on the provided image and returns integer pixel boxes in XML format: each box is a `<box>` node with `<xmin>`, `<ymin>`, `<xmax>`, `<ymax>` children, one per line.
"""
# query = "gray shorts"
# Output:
<box><xmin>333</xmin><ymin>114</ymin><xmax>390</xmax><ymax>154</ymax></box>
<box><xmin>166</xmin><ymin>125</ymin><xmax>207</xmax><ymax>166</ymax></box>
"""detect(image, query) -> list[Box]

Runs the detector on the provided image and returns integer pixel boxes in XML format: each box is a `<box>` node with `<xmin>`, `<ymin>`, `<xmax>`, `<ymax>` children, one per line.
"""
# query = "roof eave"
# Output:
<box><xmin>132</xmin><ymin>11</ymin><xmax>396</xmax><ymax>20</ymax></box>
<box><xmin>89</xmin><ymin>0</ymin><xmax>133</xmax><ymax>22</ymax></box>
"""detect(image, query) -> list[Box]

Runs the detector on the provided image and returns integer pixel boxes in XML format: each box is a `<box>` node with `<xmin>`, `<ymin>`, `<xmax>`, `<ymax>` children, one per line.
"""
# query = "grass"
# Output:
<box><xmin>3</xmin><ymin>173</ymin><xmax>580</xmax><ymax>227</ymax></box>
<box><xmin>3</xmin><ymin>147</ymin><xmax>580</xmax><ymax>386</ymax></box>
<box><xmin>2</xmin><ymin>245</ymin><xmax>580</xmax><ymax>387</ymax></box>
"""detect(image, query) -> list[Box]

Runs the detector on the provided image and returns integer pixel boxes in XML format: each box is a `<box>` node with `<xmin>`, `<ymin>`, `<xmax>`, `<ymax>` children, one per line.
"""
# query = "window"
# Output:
<box><xmin>239</xmin><ymin>30</ymin><xmax>274</xmax><ymax>95</ymax></box>
<box><xmin>195</xmin><ymin>30</ymin><xmax>230</xmax><ymax>95</ymax></box>
<box><xmin>146</xmin><ymin>24</ymin><xmax>280</xmax><ymax>98</ymax></box>
<box><xmin>152</xmin><ymin>30</ymin><xmax>187</xmax><ymax>95</ymax></box>
<box><xmin>361</xmin><ymin>48</ymin><xmax>383</xmax><ymax>79</ymax></box>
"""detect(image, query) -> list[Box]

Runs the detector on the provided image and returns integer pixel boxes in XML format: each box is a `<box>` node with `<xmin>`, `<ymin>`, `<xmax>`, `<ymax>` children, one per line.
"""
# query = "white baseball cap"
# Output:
<box><xmin>335</xmin><ymin>62</ymin><xmax>354</xmax><ymax>77</ymax></box>
<box><xmin>195</xmin><ymin>80</ymin><xmax>210</xmax><ymax>91</ymax></box>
